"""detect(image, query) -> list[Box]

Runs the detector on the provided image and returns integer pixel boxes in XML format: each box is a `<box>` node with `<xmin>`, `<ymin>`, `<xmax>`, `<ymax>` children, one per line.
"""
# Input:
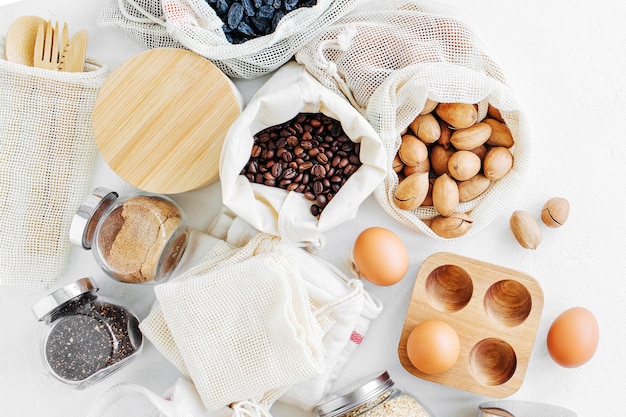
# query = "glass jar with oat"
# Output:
<box><xmin>316</xmin><ymin>371</ymin><xmax>434</xmax><ymax>417</ymax></box>
<box><xmin>70</xmin><ymin>187</ymin><xmax>190</xmax><ymax>284</ymax></box>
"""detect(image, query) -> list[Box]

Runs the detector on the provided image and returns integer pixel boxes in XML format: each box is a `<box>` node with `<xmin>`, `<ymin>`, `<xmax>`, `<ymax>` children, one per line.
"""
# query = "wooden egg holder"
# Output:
<box><xmin>398</xmin><ymin>252</ymin><xmax>544</xmax><ymax>398</ymax></box>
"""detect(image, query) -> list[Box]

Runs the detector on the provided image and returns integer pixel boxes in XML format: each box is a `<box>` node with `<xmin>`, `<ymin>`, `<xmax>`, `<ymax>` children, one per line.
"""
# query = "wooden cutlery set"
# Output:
<box><xmin>5</xmin><ymin>15</ymin><xmax>87</xmax><ymax>72</ymax></box>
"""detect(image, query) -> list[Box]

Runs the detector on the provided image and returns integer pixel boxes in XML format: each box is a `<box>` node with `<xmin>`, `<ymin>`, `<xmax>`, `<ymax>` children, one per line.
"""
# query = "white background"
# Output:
<box><xmin>1</xmin><ymin>0</ymin><xmax>625</xmax><ymax>416</ymax></box>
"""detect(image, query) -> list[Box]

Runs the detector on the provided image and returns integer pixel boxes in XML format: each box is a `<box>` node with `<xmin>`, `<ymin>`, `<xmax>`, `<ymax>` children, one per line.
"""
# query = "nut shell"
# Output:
<box><xmin>541</xmin><ymin>197</ymin><xmax>570</xmax><ymax>227</ymax></box>
<box><xmin>394</xmin><ymin>172</ymin><xmax>429</xmax><ymax>210</ymax></box>
<box><xmin>398</xmin><ymin>134</ymin><xmax>428</xmax><ymax>167</ymax></box>
<box><xmin>450</xmin><ymin>122</ymin><xmax>492</xmax><ymax>150</ymax></box>
<box><xmin>458</xmin><ymin>174</ymin><xmax>491</xmax><ymax>202</ymax></box>
<box><xmin>510</xmin><ymin>210</ymin><xmax>542</xmax><ymax>249</ymax></box>
<box><xmin>436</xmin><ymin>103</ymin><xmax>478</xmax><ymax>129</ymax></box>
<box><xmin>410</xmin><ymin>113</ymin><xmax>441</xmax><ymax>144</ymax></box>
<box><xmin>430</xmin><ymin>212</ymin><xmax>473</xmax><ymax>238</ymax></box>
<box><xmin>432</xmin><ymin>174</ymin><xmax>459</xmax><ymax>217</ymax></box>
<box><xmin>430</xmin><ymin>144</ymin><xmax>454</xmax><ymax>176</ymax></box>
<box><xmin>448</xmin><ymin>150</ymin><xmax>481</xmax><ymax>181</ymax></box>
<box><xmin>483</xmin><ymin>147</ymin><xmax>513</xmax><ymax>181</ymax></box>
<box><xmin>484</xmin><ymin>118</ymin><xmax>515</xmax><ymax>148</ymax></box>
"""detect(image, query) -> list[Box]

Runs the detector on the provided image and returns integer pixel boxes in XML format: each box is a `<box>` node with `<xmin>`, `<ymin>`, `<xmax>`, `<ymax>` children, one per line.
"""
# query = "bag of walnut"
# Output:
<box><xmin>99</xmin><ymin>0</ymin><xmax>360</xmax><ymax>78</ymax></box>
<box><xmin>295</xmin><ymin>0</ymin><xmax>532</xmax><ymax>239</ymax></box>
<box><xmin>220</xmin><ymin>62</ymin><xmax>386</xmax><ymax>248</ymax></box>
<box><xmin>0</xmin><ymin>37</ymin><xmax>109</xmax><ymax>290</ymax></box>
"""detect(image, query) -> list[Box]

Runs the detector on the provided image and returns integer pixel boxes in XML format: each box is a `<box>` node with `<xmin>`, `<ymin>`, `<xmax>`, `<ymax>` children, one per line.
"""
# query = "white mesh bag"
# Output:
<box><xmin>99</xmin><ymin>0</ymin><xmax>360</xmax><ymax>78</ymax></box>
<box><xmin>141</xmin><ymin>210</ymin><xmax>383</xmax><ymax>413</ymax></box>
<box><xmin>142</xmin><ymin>233</ymin><xmax>326</xmax><ymax>411</ymax></box>
<box><xmin>161</xmin><ymin>0</ymin><xmax>360</xmax><ymax>78</ymax></box>
<box><xmin>98</xmin><ymin>0</ymin><xmax>186</xmax><ymax>50</ymax></box>
<box><xmin>296</xmin><ymin>0</ymin><xmax>532</xmax><ymax>239</ymax></box>
<box><xmin>0</xmin><ymin>38</ymin><xmax>109</xmax><ymax>290</ymax></box>
<box><xmin>220</xmin><ymin>62</ymin><xmax>387</xmax><ymax>247</ymax></box>
<box><xmin>207</xmin><ymin>209</ymin><xmax>383</xmax><ymax>411</ymax></box>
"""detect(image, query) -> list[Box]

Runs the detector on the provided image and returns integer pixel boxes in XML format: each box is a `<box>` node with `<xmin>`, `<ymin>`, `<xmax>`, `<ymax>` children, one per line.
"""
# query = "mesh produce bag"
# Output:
<box><xmin>99</xmin><ymin>0</ymin><xmax>360</xmax><ymax>78</ymax></box>
<box><xmin>208</xmin><ymin>209</ymin><xmax>383</xmax><ymax>411</ymax></box>
<box><xmin>0</xmin><ymin>38</ymin><xmax>109</xmax><ymax>290</ymax></box>
<box><xmin>296</xmin><ymin>0</ymin><xmax>532</xmax><ymax>239</ymax></box>
<box><xmin>98</xmin><ymin>0</ymin><xmax>186</xmax><ymax>50</ymax></box>
<box><xmin>141</xmin><ymin>233</ymin><xmax>326</xmax><ymax>411</ymax></box>
<box><xmin>141</xmin><ymin>210</ymin><xmax>382</xmax><ymax>413</ymax></box>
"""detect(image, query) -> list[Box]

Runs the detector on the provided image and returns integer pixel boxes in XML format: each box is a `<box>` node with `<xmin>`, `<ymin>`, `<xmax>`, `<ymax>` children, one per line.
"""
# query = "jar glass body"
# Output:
<box><xmin>316</xmin><ymin>372</ymin><xmax>434</xmax><ymax>417</ymax></box>
<box><xmin>37</xmin><ymin>286</ymin><xmax>143</xmax><ymax>388</ymax></box>
<box><xmin>91</xmin><ymin>192</ymin><xmax>189</xmax><ymax>284</ymax></box>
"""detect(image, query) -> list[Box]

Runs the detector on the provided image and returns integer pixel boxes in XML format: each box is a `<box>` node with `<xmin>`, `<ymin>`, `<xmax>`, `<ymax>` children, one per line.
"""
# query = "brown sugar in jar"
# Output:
<box><xmin>70</xmin><ymin>188</ymin><xmax>189</xmax><ymax>284</ymax></box>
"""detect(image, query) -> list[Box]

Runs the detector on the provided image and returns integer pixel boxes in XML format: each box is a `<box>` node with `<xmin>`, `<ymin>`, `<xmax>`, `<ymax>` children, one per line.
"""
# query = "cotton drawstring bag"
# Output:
<box><xmin>207</xmin><ymin>208</ymin><xmax>383</xmax><ymax>411</ymax></box>
<box><xmin>141</xmin><ymin>233</ymin><xmax>326</xmax><ymax>411</ymax></box>
<box><xmin>220</xmin><ymin>61</ymin><xmax>387</xmax><ymax>248</ymax></box>
<box><xmin>295</xmin><ymin>0</ymin><xmax>532</xmax><ymax>239</ymax></box>
<box><xmin>0</xmin><ymin>37</ymin><xmax>109</xmax><ymax>290</ymax></box>
<box><xmin>140</xmin><ymin>209</ymin><xmax>383</xmax><ymax>413</ymax></box>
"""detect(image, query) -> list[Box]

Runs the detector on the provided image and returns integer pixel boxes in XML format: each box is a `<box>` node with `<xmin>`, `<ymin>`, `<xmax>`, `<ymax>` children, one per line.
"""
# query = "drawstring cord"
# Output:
<box><xmin>314</xmin><ymin>24</ymin><xmax>365</xmax><ymax>114</ymax></box>
<box><xmin>118</xmin><ymin>0</ymin><xmax>167</xmax><ymax>26</ymax></box>
<box><xmin>231</xmin><ymin>400</ymin><xmax>274</xmax><ymax>417</ymax></box>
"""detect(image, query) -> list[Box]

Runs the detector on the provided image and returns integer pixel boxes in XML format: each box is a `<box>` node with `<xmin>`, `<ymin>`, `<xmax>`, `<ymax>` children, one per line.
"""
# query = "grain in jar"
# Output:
<box><xmin>316</xmin><ymin>371</ymin><xmax>433</xmax><ymax>417</ymax></box>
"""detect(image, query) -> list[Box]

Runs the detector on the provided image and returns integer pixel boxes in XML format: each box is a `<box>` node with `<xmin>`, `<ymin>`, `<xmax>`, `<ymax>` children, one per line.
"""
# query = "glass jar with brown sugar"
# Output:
<box><xmin>70</xmin><ymin>187</ymin><xmax>190</xmax><ymax>284</ymax></box>
<box><xmin>316</xmin><ymin>371</ymin><xmax>435</xmax><ymax>417</ymax></box>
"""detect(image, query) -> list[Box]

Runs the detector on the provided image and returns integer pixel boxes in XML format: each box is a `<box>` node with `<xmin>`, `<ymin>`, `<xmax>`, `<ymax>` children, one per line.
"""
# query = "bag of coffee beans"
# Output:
<box><xmin>220</xmin><ymin>62</ymin><xmax>386</xmax><ymax>247</ymax></box>
<box><xmin>296</xmin><ymin>0</ymin><xmax>532</xmax><ymax>239</ymax></box>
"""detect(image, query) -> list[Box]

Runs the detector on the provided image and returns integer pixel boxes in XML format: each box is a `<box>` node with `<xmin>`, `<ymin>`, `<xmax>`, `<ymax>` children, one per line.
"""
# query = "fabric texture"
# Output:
<box><xmin>296</xmin><ymin>0</ymin><xmax>532</xmax><ymax>239</ymax></box>
<box><xmin>0</xmin><ymin>37</ymin><xmax>109</xmax><ymax>290</ymax></box>
<box><xmin>98</xmin><ymin>0</ymin><xmax>360</xmax><ymax>78</ymax></box>
<box><xmin>219</xmin><ymin>62</ymin><xmax>387</xmax><ymax>248</ymax></box>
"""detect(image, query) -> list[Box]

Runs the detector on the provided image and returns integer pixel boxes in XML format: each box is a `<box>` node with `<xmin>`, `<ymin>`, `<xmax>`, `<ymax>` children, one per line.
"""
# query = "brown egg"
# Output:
<box><xmin>547</xmin><ymin>307</ymin><xmax>599</xmax><ymax>368</ymax></box>
<box><xmin>353</xmin><ymin>227</ymin><xmax>409</xmax><ymax>286</ymax></box>
<box><xmin>407</xmin><ymin>320</ymin><xmax>460</xmax><ymax>374</ymax></box>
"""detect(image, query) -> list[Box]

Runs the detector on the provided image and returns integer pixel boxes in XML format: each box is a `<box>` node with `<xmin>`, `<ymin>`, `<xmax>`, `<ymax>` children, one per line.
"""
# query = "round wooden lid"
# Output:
<box><xmin>93</xmin><ymin>48</ymin><xmax>242</xmax><ymax>194</ymax></box>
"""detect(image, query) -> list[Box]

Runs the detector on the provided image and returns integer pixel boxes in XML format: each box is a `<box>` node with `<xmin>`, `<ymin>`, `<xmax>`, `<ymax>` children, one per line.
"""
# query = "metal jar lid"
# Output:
<box><xmin>69</xmin><ymin>187</ymin><xmax>118</xmax><ymax>249</ymax></box>
<box><xmin>316</xmin><ymin>371</ymin><xmax>394</xmax><ymax>417</ymax></box>
<box><xmin>32</xmin><ymin>277</ymin><xmax>98</xmax><ymax>320</ymax></box>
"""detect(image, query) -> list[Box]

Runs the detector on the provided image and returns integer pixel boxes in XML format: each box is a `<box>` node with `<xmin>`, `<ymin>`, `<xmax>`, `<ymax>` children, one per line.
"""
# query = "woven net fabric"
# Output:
<box><xmin>98</xmin><ymin>0</ymin><xmax>187</xmax><ymax>50</ymax></box>
<box><xmin>296</xmin><ymin>0</ymin><xmax>532</xmax><ymax>239</ymax></box>
<box><xmin>142</xmin><ymin>234</ymin><xmax>325</xmax><ymax>411</ymax></box>
<box><xmin>98</xmin><ymin>0</ymin><xmax>361</xmax><ymax>78</ymax></box>
<box><xmin>0</xmin><ymin>39</ymin><xmax>109</xmax><ymax>290</ymax></box>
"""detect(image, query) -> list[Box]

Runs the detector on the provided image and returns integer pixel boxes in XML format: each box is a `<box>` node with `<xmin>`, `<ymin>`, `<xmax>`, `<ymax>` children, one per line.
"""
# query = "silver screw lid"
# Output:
<box><xmin>316</xmin><ymin>371</ymin><xmax>394</xmax><ymax>417</ymax></box>
<box><xmin>69</xmin><ymin>187</ymin><xmax>118</xmax><ymax>249</ymax></box>
<box><xmin>32</xmin><ymin>277</ymin><xmax>98</xmax><ymax>320</ymax></box>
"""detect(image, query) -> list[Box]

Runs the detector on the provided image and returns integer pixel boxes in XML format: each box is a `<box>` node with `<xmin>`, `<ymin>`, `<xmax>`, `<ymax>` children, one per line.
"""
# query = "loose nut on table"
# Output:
<box><xmin>541</xmin><ymin>197</ymin><xmax>570</xmax><ymax>227</ymax></box>
<box><xmin>510</xmin><ymin>210</ymin><xmax>542</xmax><ymax>249</ymax></box>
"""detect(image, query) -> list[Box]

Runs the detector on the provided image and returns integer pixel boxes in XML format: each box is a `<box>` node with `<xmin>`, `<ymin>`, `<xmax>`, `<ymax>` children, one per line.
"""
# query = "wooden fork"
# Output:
<box><xmin>33</xmin><ymin>20</ymin><xmax>68</xmax><ymax>71</ymax></box>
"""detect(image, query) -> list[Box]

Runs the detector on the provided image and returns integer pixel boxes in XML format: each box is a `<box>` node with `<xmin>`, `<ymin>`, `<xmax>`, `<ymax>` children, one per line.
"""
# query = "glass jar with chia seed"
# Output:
<box><xmin>316</xmin><ymin>371</ymin><xmax>435</xmax><ymax>417</ymax></box>
<box><xmin>32</xmin><ymin>277</ymin><xmax>143</xmax><ymax>388</ymax></box>
<box><xmin>69</xmin><ymin>187</ymin><xmax>190</xmax><ymax>284</ymax></box>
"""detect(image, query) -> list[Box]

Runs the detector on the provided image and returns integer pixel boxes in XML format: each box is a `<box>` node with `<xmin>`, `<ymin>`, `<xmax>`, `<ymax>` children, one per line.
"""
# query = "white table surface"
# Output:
<box><xmin>1</xmin><ymin>0</ymin><xmax>624</xmax><ymax>416</ymax></box>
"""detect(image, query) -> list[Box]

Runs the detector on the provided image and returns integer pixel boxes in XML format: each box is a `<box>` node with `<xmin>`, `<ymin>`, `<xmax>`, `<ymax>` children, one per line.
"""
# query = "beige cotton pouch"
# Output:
<box><xmin>0</xmin><ymin>37</ymin><xmax>109</xmax><ymax>290</ymax></box>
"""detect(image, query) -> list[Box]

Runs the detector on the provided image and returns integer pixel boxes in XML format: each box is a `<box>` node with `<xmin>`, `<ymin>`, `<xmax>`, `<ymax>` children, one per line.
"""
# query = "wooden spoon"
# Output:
<box><xmin>5</xmin><ymin>15</ymin><xmax>46</xmax><ymax>66</ymax></box>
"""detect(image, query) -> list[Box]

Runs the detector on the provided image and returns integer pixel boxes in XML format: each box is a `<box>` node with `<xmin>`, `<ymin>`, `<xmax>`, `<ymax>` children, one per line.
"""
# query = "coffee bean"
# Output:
<box><xmin>240</xmin><ymin>113</ymin><xmax>362</xmax><ymax>217</ymax></box>
<box><xmin>271</xmin><ymin>162</ymin><xmax>282</xmax><ymax>177</ymax></box>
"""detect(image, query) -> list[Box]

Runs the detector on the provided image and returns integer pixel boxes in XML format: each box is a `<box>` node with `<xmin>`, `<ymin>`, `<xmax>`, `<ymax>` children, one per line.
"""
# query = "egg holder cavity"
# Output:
<box><xmin>398</xmin><ymin>252</ymin><xmax>543</xmax><ymax>398</ymax></box>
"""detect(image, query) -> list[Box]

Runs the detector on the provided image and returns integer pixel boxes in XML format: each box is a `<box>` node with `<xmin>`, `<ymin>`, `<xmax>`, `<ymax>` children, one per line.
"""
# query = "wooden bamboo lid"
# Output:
<box><xmin>93</xmin><ymin>48</ymin><xmax>242</xmax><ymax>194</ymax></box>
